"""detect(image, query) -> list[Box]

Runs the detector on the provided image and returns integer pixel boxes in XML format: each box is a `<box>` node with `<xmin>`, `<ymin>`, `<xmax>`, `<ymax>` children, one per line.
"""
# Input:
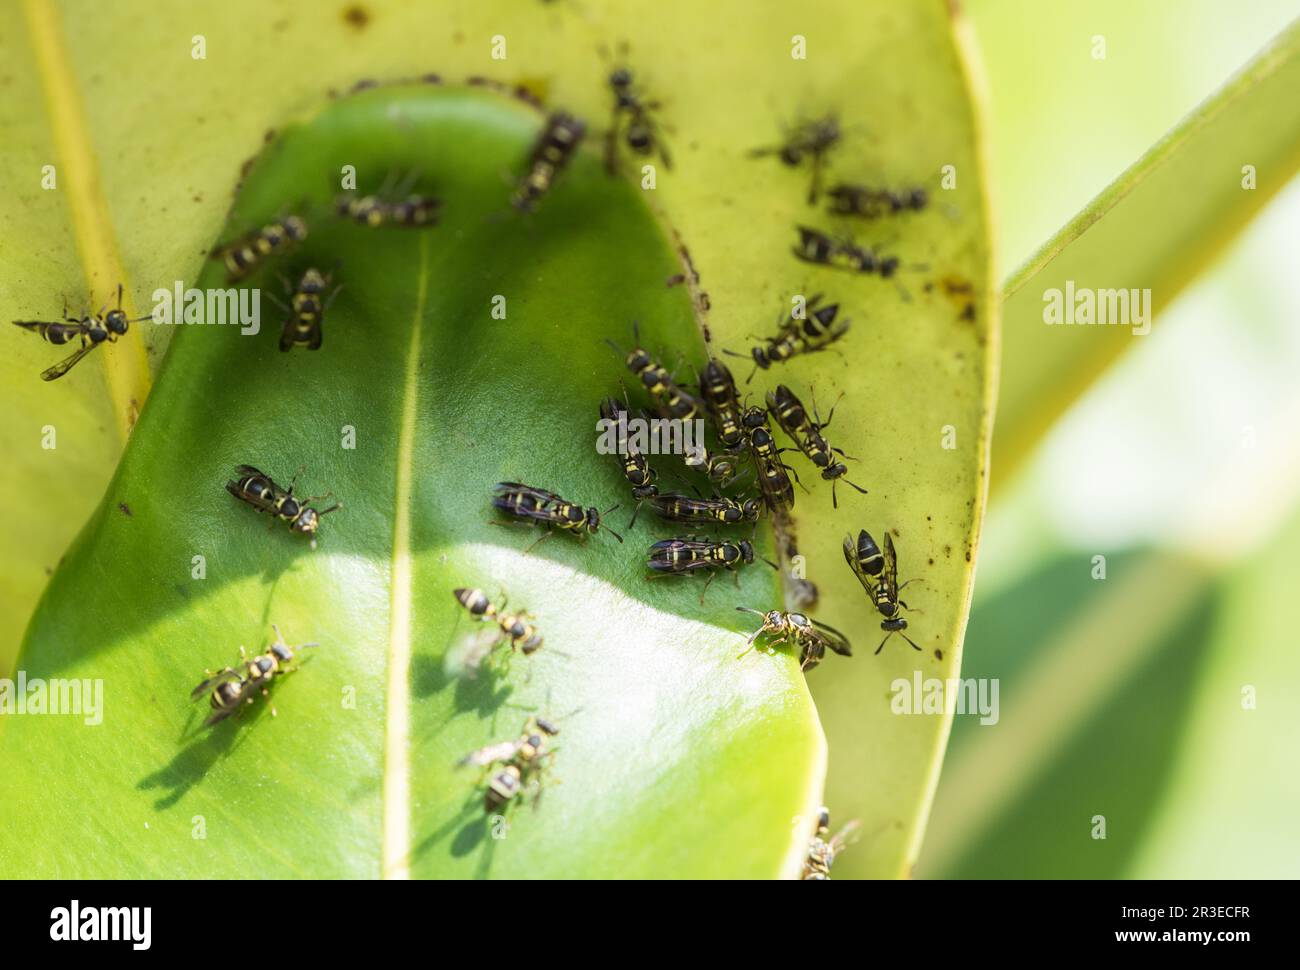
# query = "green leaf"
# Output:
<box><xmin>0</xmin><ymin>86</ymin><xmax>824</xmax><ymax>878</ymax></box>
<box><xmin>919</xmin><ymin>499</ymin><xmax>1300</xmax><ymax>878</ymax></box>
<box><xmin>3</xmin><ymin>0</ymin><xmax>996</xmax><ymax>878</ymax></box>
<box><xmin>993</xmin><ymin>18</ymin><xmax>1300</xmax><ymax>489</ymax></box>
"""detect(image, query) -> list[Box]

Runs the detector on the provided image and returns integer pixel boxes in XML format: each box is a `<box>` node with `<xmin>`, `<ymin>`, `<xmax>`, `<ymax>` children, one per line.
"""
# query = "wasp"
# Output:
<box><xmin>843</xmin><ymin>530</ymin><xmax>920</xmax><ymax>654</ymax></box>
<box><xmin>607</xmin><ymin>322</ymin><xmax>704</xmax><ymax>421</ymax></box>
<box><xmin>649</xmin><ymin>492</ymin><xmax>762</xmax><ymax>527</ymax></box>
<box><xmin>452</xmin><ymin>587</ymin><xmax>544</xmax><ymax>677</ymax></box>
<box><xmin>216</xmin><ymin>215</ymin><xmax>308</xmax><ymax>282</ymax></box>
<box><xmin>736</xmin><ymin>607</ymin><xmax>851</xmax><ymax>672</ymax></box>
<box><xmin>225</xmin><ymin>465</ymin><xmax>341</xmax><ymax>546</ymax></box>
<box><xmin>335</xmin><ymin>192</ymin><xmax>441</xmax><ymax>228</ymax></box>
<box><xmin>750</xmin><ymin>114</ymin><xmax>841</xmax><ymax>203</ymax></box>
<box><xmin>13</xmin><ymin>284</ymin><xmax>150</xmax><ymax>382</ymax></box>
<box><xmin>802</xmin><ymin>807</ymin><xmax>861</xmax><ymax>879</ymax></box>
<box><xmin>278</xmin><ymin>267</ymin><xmax>339</xmax><ymax>352</ymax></box>
<box><xmin>458</xmin><ymin>714</ymin><xmax>560</xmax><ymax>813</ymax></box>
<box><xmin>190</xmin><ymin>625</ymin><xmax>316</xmax><ymax>727</ymax></box>
<box><xmin>682</xmin><ymin>440</ymin><xmax>742</xmax><ymax>488</ymax></box>
<box><xmin>740</xmin><ymin>406</ymin><xmax>797</xmax><ymax>512</ymax></box>
<box><xmin>491</xmin><ymin>481</ymin><xmax>623</xmax><ymax>546</ymax></box>
<box><xmin>826</xmin><ymin>183</ymin><xmax>928</xmax><ymax>219</ymax></box>
<box><xmin>512</xmin><ymin>110</ymin><xmax>587</xmax><ymax>212</ymax></box>
<box><xmin>725</xmin><ymin>295</ymin><xmax>850</xmax><ymax>382</ymax></box>
<box><xmin>599</xmin><ymin>397</ymin><xmax>659</xmax><ymax>527</ymax></box>
<box><xmin>647</xmin><ymin>536</ymin><xmax>766</xmax><ymax>601</ymax></box>
<box><xmin>767</xmin><ymin>384</ymin><xmax>867</xmax><ymax>507</ymax></box>
<box><xmin>605</xmin><ymin>62</ymin><xmax>672</xmax><ymax>172</ymax></box>
<box><xmin>699</xmin><ymin>358</ymin><xmax>745</xmax><ymax>449</ymax></box>
<box><xmin>793</xmin><ymin>225</ymin><xmax>899</xmax><ymax>278</ymax></box>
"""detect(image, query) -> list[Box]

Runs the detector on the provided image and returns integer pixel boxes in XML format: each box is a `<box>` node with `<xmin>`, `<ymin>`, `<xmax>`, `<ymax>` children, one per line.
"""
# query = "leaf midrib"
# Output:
<box><xmin>381</xmin><ymin>234</ymin><xmax>431</xmax><ymax>879</ymax></box>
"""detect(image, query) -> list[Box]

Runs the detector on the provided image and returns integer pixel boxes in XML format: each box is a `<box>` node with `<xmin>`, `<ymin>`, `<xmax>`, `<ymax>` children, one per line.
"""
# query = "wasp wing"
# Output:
<box><xmin>40</xmin><ymin>343</ymin><xmax>96</xmax><ymax>381</ymax></box>
<box><xmin>457</xmin><ymin>740</ymin><xmax>520</xmax><ymax>768</ymax></box>
<box><xmin>883</xmin><ymin>532</ymin><xmax>899</xmax><ymax>588</ymax></box>
<box><xmin>842</xmin><ymin>534</ymin><xmax>876</xmax><ymax>595</ymax></box>
<box><xmin>811</xmin><ymin>618</ymin><xmax>853</xmax><ymax>657</ymax></box>
<box><xmin>190</xmin><ymin>667</ymin><xmax>244</xmax><ymax>701</ymax></box>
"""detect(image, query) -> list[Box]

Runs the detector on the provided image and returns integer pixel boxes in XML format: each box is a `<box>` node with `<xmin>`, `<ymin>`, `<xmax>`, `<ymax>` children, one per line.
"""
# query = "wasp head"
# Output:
<box><xmin>737</xmin><ymin>540</ymin><xmax>755</xmax><ymax>565</ymax></box>
<box><xmin>741</xmin><ymin>498</ymin><xmax>763</xmax><ymax>522</ymax></box>
<box><xmin>300</xmin><ymin>269</ymin><xmax>326</xmax><ymax>294</ymax></box>
<box><xmin>609</xmin><ymin>66</ymin><xmax>632</xmax><ymax>92</ymax></box>
<box><xmin>105</xmin><ymin>309</ymin><xmax>130</xmax><ymax>336</ymax></box>
<box><xmin>291</xmin><ymin>508</ymin><xmax>320</xmax><ymax>534</ymax></box>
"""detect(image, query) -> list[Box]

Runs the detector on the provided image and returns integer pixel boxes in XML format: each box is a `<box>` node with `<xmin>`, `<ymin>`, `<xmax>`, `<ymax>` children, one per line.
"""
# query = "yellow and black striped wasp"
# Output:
<box><xmin>452</xmin><ymin>587</ymin><xmax>545</xmax><ymax>677</ymax></box>
<box><xmin>606</xmin><ymin>322</ymin><xmax>704</xmax><ymax>421</ymax></box>
<box><xmin>215</xmin><ymin>215</ymin><xmax>308</xmax><ymax>282</ymax></box>
<box><xmin>491</xmin><ymin>481</ymin><xmax>623</xmax><ymax>547</ymax></box>
<box><xmin>12</xmin><ymin>283</ymin><xmax>149</xmax><ymax>381</ymax></box>
<box><xmin>793</xmin><ymin>225</ymin><xmax>900</xmax><ymax>278</ymax></box>
<box><xmin>741</xmin><ymin>406</ymin><xmax>798</xmax><ymax>513</ymax></box>
<box><xmin>512</xmin><ymin>110</ymin><xmax>587</xmax><ymax>212</ymax></box>
<box><xmin>750</xmin><ymin>114</ymin><xmax>841</xmax><ymax>203</ymax></box>
<box><xmin>604</xmin><ymin>55</ymin><xmax>672</xmax><ymax>173</ymax></box>
<box><xmin>648</xmin><ymin>492</ymin><xmax>762</xmax><ymax>527</ymax></box>
<box><xmin>736</xmin><ymin>607</ymin><xmax>852</xmax><ymax>672</ymax></box>
<box><xmin>699</xmin><ymin>358</ymin><xmax>745</xmax><ymax>449</ymax></box>
<box><xmin>599</xmin><ymin>397</ymin><xmax>659</xmax><ymax>527</ymax></box>
<box><xmin>801</xmin><ymin>806</ymin><xmax>861</xmax><ymax>880</ymax></box>
<box><xmin>190</xmin><ymin>624</ymin><xmax>316</xmax><ymax>727</ymax></box>
<box><xmin>725</xmin><ymin>295</ymin><xmax>851</xmax><ymax>382</ymax></box>
<box><xmin>335</xmin><ymin>191</ymin><xmax>441</xmax><ymax>228</ymax></box>
<box><xmin>826</xmin><ymin>183</ymin><xmax>928</xmax><ymax>219</ymax></box>
<box><xmin>453</xmin><ymin>587</ymin><xmax>544</xmax><ymax>654</ymax></box>
<box><xmin>458</xmin><ymin>714</ymin><xmax>561</xmax><ymax>813</ymax></box>
<box><xmin>225</xmin><ymin>465</ymin><xmax>342</xmax><ymax>547</ymax></box>
<box><xmin>278</xmin><ymin>267</ymin><xmax>340</xmax><ymax>352</ymax></box>
<box><xmin>767</xmin><ymin>384</ymin><xmax>868</xmax><ymax>508</ymax></box>
<box><xmin>647</xmin><ymin>536</ymin><xmax>769</xmax><ymax>602</ymax></box>
<box><xmin>843</xmin><ymin>529</ymin><xmax>921</xmax><ymax>654</ymax></box>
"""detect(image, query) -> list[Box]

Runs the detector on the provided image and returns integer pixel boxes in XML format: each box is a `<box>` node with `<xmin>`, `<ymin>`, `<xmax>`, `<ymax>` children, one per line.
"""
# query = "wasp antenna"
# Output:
<box><xmin>874</xmin><ymin>635</ymin><xmax>889</xmax><ymax>656</ymax></box>
<box><xmin>603</xmin><ymin>337</ymin><xmax>624</xmax><ymax>355</ymax></box>
<box><xmin>903</xmin><ymin>634</ymin><xmax>922</xmax><ymax>651</ymax></box>
<box><xmin>605</xmin><ymin>525</ymin><xmax>625</xmax><ymax>544</ymax></box>
<box><xmin>760</xmin><ymin>555</ymin><xmax>779</xmax><ymax>571</ymax></box>
<box><xmin>736</xmin><ymin>606</ymin><xmax>765</xmax><ymax>617</ymax></box>
<box><xmin>317</xmin><ymin>502</ymin><xmax>343</xmax><ymax>516</ymax></box>
<box><xmin>846</xmin><ymin>479</ymin><xmax>869</xmax><ymax>497</ymax></box>
<box><xmin>721</xmin><ymin>347</ymin><xmax>747</xmax><ymax>360</ymax></box>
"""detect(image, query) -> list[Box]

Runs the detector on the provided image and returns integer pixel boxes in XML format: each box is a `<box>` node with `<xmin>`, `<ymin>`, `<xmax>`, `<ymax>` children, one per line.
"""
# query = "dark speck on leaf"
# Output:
<box><xmin>934</xmin><ymin>649</ymin><xmax>943</xmax><ymax>660</ymax></box>
<box><xmin>342</xmin><ymin>4</ymin><xmax>370</xmax><ymax>29</ymax></box>
<box><xmin>118</xmin><ymin>502</ymin><xmax>132</xmax><ymax>517</ymax></box>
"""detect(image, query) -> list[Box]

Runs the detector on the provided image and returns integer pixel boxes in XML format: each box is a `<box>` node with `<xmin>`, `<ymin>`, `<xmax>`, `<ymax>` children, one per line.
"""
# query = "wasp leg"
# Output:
<box><xmin>523</xmin><ymin>528</ymin><xmax>553</xmax><ymax>554</ymax></box>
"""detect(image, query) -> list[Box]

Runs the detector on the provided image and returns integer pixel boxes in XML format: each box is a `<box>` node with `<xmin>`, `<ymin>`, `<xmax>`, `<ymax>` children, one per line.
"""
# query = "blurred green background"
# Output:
<box><xmin>918</xmin><ymin>0</ymin><xmax>1300</xmax><ymax>878</ymax></box>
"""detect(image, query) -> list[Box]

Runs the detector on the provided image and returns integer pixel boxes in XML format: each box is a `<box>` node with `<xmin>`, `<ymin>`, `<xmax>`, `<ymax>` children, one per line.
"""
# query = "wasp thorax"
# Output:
<box><xmin>293</xmin><ymin>509</ymin><xmax>319</xmax><ymax>533</ymax></box>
